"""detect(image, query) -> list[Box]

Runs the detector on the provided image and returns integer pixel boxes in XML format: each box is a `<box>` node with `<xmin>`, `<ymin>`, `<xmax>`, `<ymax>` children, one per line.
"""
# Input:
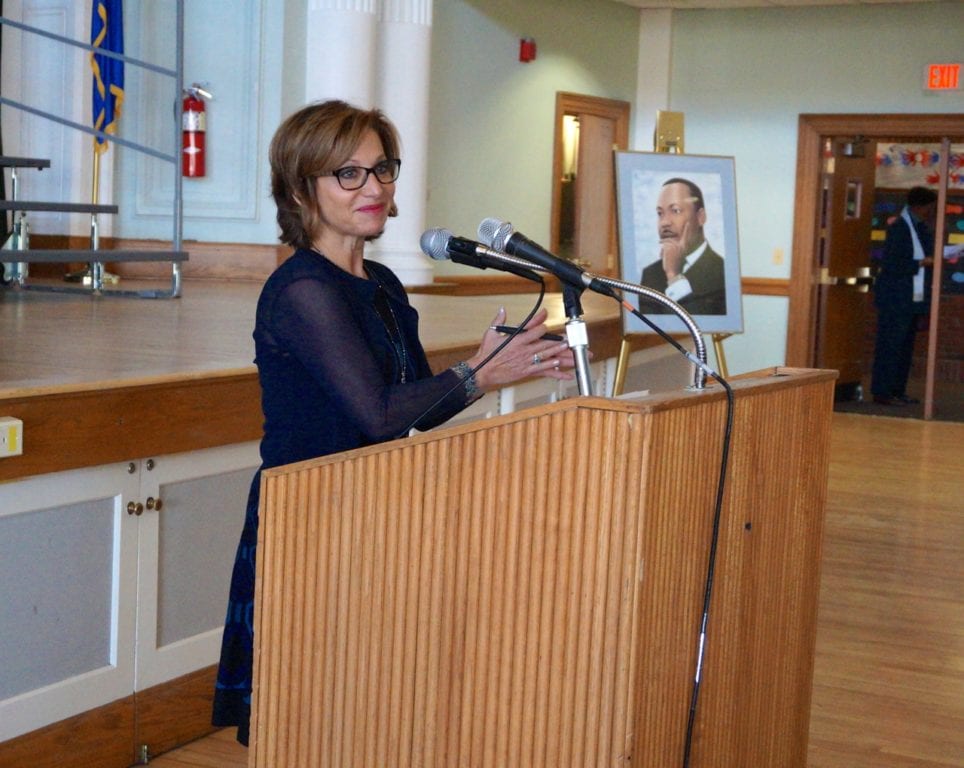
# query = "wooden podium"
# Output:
<box><xmin>249</xmin><ymin>367</ymin><xmax>836</xmax><ymax>767</ymax></box>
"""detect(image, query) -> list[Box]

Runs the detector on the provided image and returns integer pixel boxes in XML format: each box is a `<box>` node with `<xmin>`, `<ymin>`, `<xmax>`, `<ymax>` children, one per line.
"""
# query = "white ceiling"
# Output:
<box><xmin>613</xmin><ymin>0</ymin><xmax>938</xmax><ymax>8</ymax></box>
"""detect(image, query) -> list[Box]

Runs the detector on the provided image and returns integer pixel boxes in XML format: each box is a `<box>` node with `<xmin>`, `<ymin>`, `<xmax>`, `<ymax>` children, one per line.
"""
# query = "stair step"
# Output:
<box><xmin>0</xmin><ymin>156</ymin><xmax>51</xmax><ymax>170</ymax></box>
<box><xmin>0</xmin><ymin>200</ymin><xmax>119</xmax><ymax>214</ymax></box>
<box><xmin>3</xmin><ymin>249</ymin><xmax>188</xmax><ymax>263</ymax></box>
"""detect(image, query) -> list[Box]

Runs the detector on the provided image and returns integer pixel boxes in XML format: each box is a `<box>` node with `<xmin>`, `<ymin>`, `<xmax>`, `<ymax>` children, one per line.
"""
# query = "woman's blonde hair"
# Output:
<box><xmin>269</xmin><ymin>100</ymin><xmax>401</xmax><ymax>249</ymax></box>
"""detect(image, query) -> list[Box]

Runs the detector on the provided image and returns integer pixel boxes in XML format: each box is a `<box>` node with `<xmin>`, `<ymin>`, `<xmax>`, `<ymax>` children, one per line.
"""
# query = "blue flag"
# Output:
<box><xmin>90</xmin><ymin>0</ymin><xmax>124</xmax><ymax>153</ymax></box>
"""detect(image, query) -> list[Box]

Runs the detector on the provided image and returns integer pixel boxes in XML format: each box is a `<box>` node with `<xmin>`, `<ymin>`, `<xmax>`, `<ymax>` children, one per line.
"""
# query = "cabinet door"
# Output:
<box><xmin>134</xmin><ymin>442</ymin><xmax>259</xmax><ymax>690</ymax></box>
<box><xmin>0</xmin><ymin>462</ymin><xmax>140</xmax><ymax>742</ymax></box>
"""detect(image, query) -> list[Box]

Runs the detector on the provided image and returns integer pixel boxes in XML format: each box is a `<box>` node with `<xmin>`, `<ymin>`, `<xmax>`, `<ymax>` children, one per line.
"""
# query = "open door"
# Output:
<box><xmin>551</xmin><ymin>93</ymin><xmax>630</xmax><ymax>276</ymax></box>
<box><xmin>814</xmin><ymin>138</ymin><xmax>877</xmax><ymax>396</ymax></box>
<box><xmin>572</xmin><ymin>113</ymin><xmax>617</xmax><ymax>274</ymax></box>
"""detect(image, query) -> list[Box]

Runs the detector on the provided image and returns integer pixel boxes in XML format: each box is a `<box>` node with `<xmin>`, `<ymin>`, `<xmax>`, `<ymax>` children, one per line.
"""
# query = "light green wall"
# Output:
<box><xmin>671</xmin><ymin>1</ymin><xmax>963</xmax><ymax>280</ymax></box>
<box><xmin>666</xmin><ymin>1</ymin><xmax>964</xmax><ymax>373</ymax></box>
<box><xmin>426</xmin><ymin>0</ymin><xmax>640</xmax><ymax>273</ymax></box>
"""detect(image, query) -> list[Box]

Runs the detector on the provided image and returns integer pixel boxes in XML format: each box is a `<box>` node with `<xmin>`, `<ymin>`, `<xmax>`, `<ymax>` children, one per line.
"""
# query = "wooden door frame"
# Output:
<box><xmin>550</xmin><ymin>92</ymin><xmax>630</xmax><ymax>268</ymax></box>
<box><xmin>785</xmin><ymin>113</ymin><xmax>963</xmax><ymax>367</ymax></box>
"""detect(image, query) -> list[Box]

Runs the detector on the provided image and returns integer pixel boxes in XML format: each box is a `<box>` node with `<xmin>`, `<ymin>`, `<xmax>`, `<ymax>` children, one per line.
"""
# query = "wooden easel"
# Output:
<box><xmin>612</xmin><ymin>331</ymin><xmax>730</xmax><ymax>396</ymax></box>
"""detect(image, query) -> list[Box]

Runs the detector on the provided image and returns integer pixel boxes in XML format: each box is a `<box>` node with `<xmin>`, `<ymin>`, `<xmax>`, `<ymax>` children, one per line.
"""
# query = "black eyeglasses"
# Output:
<box><xmin>324</xmin><ymin>158</ymin><xmax>401</xmax><ymax>191</ymax></box>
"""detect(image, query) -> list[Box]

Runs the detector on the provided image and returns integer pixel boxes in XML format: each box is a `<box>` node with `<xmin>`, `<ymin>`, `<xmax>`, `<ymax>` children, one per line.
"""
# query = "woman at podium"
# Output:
<box><xmin>211</xmin><ymin>99</ymin><xmax>574</xmax><ymax>746</ymax></box>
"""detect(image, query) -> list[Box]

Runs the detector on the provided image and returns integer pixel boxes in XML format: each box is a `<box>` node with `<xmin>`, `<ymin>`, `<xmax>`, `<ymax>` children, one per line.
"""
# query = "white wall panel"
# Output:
<box><xmin>122</xmin><ymin>2</ymin><xmax>260</xmax><ymax>232</ymax></box>
<box><xmin>5</xmin><ymin>1</ymin><xmax>89</xmax><ymax>237</ymax></box>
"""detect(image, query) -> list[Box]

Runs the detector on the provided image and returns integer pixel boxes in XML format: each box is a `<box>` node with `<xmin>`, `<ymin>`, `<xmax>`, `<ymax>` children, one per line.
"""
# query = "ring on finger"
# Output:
<box><xmin>532</xmin><ymin>353</ymin><xmax>541</xmax><ymax>365</ymax></box>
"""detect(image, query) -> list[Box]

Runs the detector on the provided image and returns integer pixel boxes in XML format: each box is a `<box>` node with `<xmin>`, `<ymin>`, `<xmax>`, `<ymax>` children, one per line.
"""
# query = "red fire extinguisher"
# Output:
<box><xmin>182</xmin><ymin>84</ymin><xmax>212</xmax><ymax>177</ymax></box>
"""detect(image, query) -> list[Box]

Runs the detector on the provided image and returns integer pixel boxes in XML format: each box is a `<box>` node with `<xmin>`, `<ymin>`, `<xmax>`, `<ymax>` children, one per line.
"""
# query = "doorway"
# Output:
<box><xmin>787</xmin><ymin>114</ymin><xmax>964</xmax><ymax>419</ymax></box>
<box><xmin>550</xmin><ymin>92</ymin><xmax>630</xmax><ymax>277</ymax></box>
<box><xmin>813</xmin><ymin>137</ymin><xmax>877</xmax><ymax>399</ymax></box>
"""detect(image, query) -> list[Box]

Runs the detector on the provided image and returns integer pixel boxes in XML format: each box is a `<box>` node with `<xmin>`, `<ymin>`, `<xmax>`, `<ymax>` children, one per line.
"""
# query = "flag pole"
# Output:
<box><xmin>89</xmin><ymin>139</ymin><xmax>105</xmax><ymax>289</ymax></box>
<box><xmin>65</xmin><ymin>131</ymin><xmax>116</xmax><ymax>286</ymax></box>
<box><xmin>67</xmin><ymin>0</ymin><xmax>121</xmax><ymax>287</ymax></box>
<box><xmin>91</xmin><ymin>141</ymin><xmax>99</xmax><ymax>205</ymax></box>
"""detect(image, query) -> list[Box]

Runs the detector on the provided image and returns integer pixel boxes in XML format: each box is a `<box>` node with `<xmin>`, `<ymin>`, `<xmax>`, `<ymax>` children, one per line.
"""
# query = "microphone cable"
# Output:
<box><xmin>616</xmin><ymin>294</ymin><xmax>734</xmax><ymax>768</ymax></box>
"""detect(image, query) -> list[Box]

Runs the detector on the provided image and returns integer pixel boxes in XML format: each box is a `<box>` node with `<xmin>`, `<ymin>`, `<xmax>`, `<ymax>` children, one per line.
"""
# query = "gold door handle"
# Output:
<box><xmin>819</xmin><ymin>267</ymin><xmax>874</xmax><ymax>291</ymax></box>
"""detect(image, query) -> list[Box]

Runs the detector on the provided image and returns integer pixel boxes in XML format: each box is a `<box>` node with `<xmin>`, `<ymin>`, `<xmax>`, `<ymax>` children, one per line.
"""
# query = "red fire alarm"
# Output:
<box><xmin>519</xmin><ymin>37</ymin><xmax>536</xmax><ymax>63</ymax></box>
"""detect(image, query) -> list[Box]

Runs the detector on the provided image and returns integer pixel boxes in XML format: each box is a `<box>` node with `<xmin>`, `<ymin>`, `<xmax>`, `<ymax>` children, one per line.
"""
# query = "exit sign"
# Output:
<box><xmin>924</xmin><ymin>63</ymin><xmax>961</xmax><ymax>91</ymax></box>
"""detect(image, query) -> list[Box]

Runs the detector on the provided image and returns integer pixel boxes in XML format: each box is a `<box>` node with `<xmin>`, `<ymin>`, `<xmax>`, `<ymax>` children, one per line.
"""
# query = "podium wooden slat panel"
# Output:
<box><xmin>251</xmin><ymin>368</ymin><xmax>836</xmax><ymax>767</ymax></box>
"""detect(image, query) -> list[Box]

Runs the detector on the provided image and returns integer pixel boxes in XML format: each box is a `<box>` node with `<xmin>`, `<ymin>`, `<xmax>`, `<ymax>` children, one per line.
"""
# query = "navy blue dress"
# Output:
<box><xmin>212</xmin><ymin>249</ymin><xmax>473</xmax><ymax>744</ymax></box>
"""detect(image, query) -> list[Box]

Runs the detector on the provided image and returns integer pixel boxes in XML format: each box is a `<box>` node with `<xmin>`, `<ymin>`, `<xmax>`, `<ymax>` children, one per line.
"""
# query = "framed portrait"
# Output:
<box><xmin>614</xmin><ymin>151</ymin><xmax>743</xmax><ymax>335</ymax></box>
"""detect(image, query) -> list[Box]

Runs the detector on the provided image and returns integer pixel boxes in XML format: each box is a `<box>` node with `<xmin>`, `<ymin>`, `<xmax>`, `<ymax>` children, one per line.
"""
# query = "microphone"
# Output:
<box><xmin>419</xmin><ymin>228</ymin><xmax>544</xmax><ymax>282</ymax></box>
<box><xmin>477</xmin><ymin>217</ymin><xmax>614</xmax><ymax>295</ymax></box>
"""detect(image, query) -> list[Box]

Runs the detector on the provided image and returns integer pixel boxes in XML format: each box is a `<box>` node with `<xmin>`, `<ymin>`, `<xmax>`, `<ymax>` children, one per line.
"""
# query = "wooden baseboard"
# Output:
<box><xmin>135</xmin><ymin>666</ymin><xmax>221</xmax><ymax>761</ymax></box>
<box><xmin>0</xmin><ymin>666</ymin><xmax>220</xmax><ymax>768</ymax></box>
<box><xmin>0</xmin><ymin>696</ymin><xmax>136</xmax><ymax>768</ymax></box>
<box><xmin>24</xmin><ymin>235</ymin><xmax>285</xmax><ymax>282</ymax></box>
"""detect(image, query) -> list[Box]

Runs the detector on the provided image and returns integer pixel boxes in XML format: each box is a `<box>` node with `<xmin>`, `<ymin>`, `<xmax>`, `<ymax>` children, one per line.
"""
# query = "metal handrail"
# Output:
<box><xmin>0</xmin><ymin>96</ymin><xmax>175</xmax><ymax>164</ymax></box>
<box><xmin>0</xmin><ymin>15</ymin><xmax>177</xmax><ymax>77</ymax></box>
<box><xmin>0</xmin><ymin>1</ymin><xmax>185</xmax><ymax>297</ymax></box>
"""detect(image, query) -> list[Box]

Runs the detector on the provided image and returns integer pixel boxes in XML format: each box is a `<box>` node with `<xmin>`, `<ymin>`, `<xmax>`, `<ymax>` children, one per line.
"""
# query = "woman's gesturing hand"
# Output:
<box><xmin>466</xmin><ymin>307</ymin><xmax>577</xmax><ymax>393</ymax></box>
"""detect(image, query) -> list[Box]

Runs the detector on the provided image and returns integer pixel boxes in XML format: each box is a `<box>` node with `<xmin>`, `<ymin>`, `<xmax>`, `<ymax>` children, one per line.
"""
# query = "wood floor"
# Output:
<box><xmin>147</xmin><ymin>728</ymin><xmax>246</xmax><ymax>767</ymax></box>
<box><xmin>145</xmin><ymin>410</ymin><xmax>963</xmax><ymax>768</ymax></box>
<box><xmin>807</xmin><ymin>412</ymin><xmax>963</xmax><ymax>768</ymax></box>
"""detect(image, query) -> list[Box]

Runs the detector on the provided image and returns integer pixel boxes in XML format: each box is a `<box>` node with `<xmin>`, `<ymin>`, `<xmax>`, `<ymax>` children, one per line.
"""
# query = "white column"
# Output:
<box><xmin>368</xmin><ymin>0</ymin><xmax>434</xmax><ymax>285</ymax></box>
<box><xmin>304</xmin><ymin>0</ymin><xmax>378</xmax><ymax>106</ymax></box>
<box><xmin>300</xmin><ymin>0</ymin><xmax>435</xmax><ymax>286</ymax></box>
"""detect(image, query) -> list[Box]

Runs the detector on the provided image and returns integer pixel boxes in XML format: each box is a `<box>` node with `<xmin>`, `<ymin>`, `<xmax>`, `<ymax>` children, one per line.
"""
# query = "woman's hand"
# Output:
<box><xmin>465</xmin><ymin>307</ymin><xmax>577</xmax><ymax>392</ymax></box>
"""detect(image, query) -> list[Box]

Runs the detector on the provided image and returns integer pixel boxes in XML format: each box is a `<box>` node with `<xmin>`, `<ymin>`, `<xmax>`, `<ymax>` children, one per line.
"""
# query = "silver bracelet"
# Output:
<box><xmin>451</xmin><ymin>361</ymin><xmax>481</xmax><ymax>402</ymax></box>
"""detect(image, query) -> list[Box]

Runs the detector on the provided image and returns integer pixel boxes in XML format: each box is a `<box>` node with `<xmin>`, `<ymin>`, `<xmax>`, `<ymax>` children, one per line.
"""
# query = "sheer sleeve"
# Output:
<box><xmin>268</xmin><ymin>276</ymin><xmax>469</xmax><ymax>441</ymax></box>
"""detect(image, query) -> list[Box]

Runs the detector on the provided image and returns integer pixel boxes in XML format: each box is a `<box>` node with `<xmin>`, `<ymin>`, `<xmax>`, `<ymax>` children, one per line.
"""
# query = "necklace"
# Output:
<box><xmin>311</xmin><ymin>247</ymin><xmax>409</xmax><ymax>383</ymax></box>
<box><xmin>369</xmin><ymin>273</ymin><xmax>409</xmax><ymax>384</ymax></box>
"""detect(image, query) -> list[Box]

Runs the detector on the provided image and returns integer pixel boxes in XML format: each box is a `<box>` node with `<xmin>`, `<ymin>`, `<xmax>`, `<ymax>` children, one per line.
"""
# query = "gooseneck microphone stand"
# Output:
<box><xmin>592</xmin><ymin>273</ymin><xmax>711</xmax><ymax>389</ymax></box>
<box><xmin>561</xmin><ymin>281</ymin><xmax>595</xmax><ymax>396</ymax></box>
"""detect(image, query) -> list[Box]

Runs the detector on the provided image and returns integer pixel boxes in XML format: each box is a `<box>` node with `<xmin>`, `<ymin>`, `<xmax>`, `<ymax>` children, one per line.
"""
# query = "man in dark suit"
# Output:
<box><xmin>640</xmin><ymin>177</ymin><xmax>726</xmax><ymax>315</ymax></box>
<box><xmin>871</xmin><ymin>186</ymin><xmax>937</xmax><ymax>406</ymax></box>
